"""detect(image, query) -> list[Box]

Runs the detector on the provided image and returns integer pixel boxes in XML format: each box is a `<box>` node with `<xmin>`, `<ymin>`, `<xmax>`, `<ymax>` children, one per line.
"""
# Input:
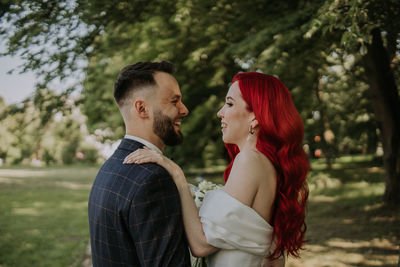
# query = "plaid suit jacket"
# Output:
<box><xmin>88</xmin><ymin>138</ymin><xmax>191</xmax><ymax>267</ymax></box>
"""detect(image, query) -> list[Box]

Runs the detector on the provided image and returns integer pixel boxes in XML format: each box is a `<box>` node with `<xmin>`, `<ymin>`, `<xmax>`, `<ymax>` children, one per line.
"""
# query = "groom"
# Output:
<box><xmin>88</xmin><ymin>61</ymin><xmax>191</xmax><ymax>266</ymax></box>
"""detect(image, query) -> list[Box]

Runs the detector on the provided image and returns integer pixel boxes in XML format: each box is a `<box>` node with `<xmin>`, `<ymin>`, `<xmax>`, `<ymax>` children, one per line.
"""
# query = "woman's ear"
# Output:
<box><xmin>134</xmin><ymin>99</ymin><xmax>149</xmax><ymax>118</ymax></box>
<box><xmin>251</xmin><ymin>119</ymin><xmax>259</xmax><ymax>130</ymax></box>
<box><xmin>249</xmin><ymin>113</ymin><xmax>259</xmax><ymax>129</ymax></box>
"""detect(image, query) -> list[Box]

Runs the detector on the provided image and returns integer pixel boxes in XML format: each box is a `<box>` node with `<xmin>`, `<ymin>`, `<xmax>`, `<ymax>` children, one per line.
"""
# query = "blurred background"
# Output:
<box><xmin>0</xmin><ymin>0</ymin><xmax>399</xmax><ymax>266</ymax></box>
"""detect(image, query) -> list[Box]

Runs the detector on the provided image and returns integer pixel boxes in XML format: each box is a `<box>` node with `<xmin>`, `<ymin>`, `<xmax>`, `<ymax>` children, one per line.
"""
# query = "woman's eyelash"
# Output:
<box><xmin>226</xmin><ymin>103</ymin><xmax>233</xmax><ymax>107</ymax></box>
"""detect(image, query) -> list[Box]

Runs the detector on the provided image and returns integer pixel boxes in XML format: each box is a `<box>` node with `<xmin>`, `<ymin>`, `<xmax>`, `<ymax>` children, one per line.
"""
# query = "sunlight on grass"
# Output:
<box><xmin>288</xmin><ymin>238</ymin><xmax>399</xmax><ymax>267</ymax></box>
<box><xmin>0</xmin><ymin>158</ymin><xmax>399</xmax><ymax>267</ymax></box>
<box><xmin>290</xmin><ymin>156</ymin><xmax>400</xmax><ymax>267</ymax></box>
<box><xmin>0</xmin><ymin>169</ymin><xmax>50</xmax><ymax>178</ymax></box>
<box><xmin>342</xmin><ymin>182</ymin><xmax>384</xmax><ymax>198</ymax></box>
<box><xmin>54</xmin><ymin>181</ymin><xmax>91</xmax><ymax>190</ymax></box>
<box><xmin>336</xmin><ymin>154</ymin><xmax>376</xmax><ymax>163</ymax></box>
<box><xmin>59</xmin><ymin>201</ymin><xmax>88</xmax><ymax>209</ymax></box>
<box><xmin>327</xmin><ymin>237</ymin><xmax>396</xmax><ymax>249</ymax></box>
<box><xmin>367</xmin><ymin>166</ymin><xmax>384</xmax><ymax>173</ymax></box>
<box><xmin>26</xmin><ymin>229</ymin><xmax>41</xmax><ymax>236</ymax></box>
<box><xmin>309</xmin><ymin>195</ymin><xmax>337</xmax><ymax>202</ymax></box>
<box><xmin>12</xmin><ymin>207</ymin><xmax>42</xmax><ymax>216</ymax></box>
<box><xmin>0</xmin><ymin>177</ymin><xmax>24</xmax><ymax>184</ymax></box>
<box><xmin>0</xmin><ymin>166</ymin><xmax>95</xmax><ymax>267</ymax></box>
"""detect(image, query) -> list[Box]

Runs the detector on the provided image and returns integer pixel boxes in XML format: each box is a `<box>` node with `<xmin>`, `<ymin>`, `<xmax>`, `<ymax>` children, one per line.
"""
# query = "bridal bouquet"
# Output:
<box><xmin>189</xmin><ymin>180</ymin><xmax>222</xmax><ymax>208</ymax></box>
<box><xmin>189</xmin><ymin>180</ymin><xmax>222</xmax><ymax>267</ymax></box>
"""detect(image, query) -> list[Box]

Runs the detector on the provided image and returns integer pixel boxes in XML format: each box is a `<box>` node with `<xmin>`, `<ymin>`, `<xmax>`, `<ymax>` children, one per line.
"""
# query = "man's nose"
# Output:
<box><xmin>180</xmin><ymin>102</ymin><xmax>189</xmax><ymax>116</ymax></box>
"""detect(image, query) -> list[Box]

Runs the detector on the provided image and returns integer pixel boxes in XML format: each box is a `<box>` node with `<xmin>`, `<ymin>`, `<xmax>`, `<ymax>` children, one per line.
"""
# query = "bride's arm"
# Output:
<box><xmin>175</xmin><ymin>176</ymin><xmax>219</xmax><ymax>257</ymax></box>
<box><xmin>124</xmin><ymin>148</ymin><xmax>218</xmax><ymax>257</ymax></box>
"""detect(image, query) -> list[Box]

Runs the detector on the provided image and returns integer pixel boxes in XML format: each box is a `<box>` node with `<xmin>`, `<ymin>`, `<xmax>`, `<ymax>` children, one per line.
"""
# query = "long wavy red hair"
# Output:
<box><xmin>223</xmin><ymin>72</ymin><xmax>309</xmax><ymax>259</ymax></box>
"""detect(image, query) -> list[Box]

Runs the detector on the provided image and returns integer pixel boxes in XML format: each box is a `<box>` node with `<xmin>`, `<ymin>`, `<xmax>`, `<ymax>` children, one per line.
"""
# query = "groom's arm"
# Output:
<box><xmin>128</xmin><ymin>168</ymin><xmax>190</xmax><ymax>267</ymax></box>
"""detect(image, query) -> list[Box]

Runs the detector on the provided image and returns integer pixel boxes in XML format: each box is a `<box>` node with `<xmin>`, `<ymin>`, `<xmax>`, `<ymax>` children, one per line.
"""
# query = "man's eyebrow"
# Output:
<box><xmin>171</xmin><ymin>94</ymin><xmax>181</xmax><ymax>100</ymax></box>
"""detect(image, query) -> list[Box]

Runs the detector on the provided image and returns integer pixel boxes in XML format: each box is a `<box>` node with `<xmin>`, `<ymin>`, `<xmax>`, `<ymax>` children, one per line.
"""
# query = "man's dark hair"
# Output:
<box><xmin>114</xmin><ymin>61</ymin><xmax>174</xmax><ymax>106</ymax></box>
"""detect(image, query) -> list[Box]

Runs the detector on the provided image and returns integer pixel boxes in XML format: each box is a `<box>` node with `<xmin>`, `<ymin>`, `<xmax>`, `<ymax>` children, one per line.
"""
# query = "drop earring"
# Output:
<box><xmin>249</xmin><ymin>125</ymin><xmax>255</xmax><ymax>135</ymax></box>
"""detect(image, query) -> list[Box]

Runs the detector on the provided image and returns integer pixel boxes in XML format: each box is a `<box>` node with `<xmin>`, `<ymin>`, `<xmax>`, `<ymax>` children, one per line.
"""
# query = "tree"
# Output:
<box><xmin>307</xmin><ymin>0</ymin><xmax>400</xmax><ymax>203</ymax></box>
<box><xmin>0</xmin><ymin>97</ymin><xmax>16</xmax><ymax>163</ymax></box>
<box><xmin>0</xmin><ymin>89</ymin><xmax>92</xmax><ymax>165</ymax></box>
<box><xmin>1</xmin><ymin>0</ymin><xmax>398</xmax><ymax>203</ymax></box>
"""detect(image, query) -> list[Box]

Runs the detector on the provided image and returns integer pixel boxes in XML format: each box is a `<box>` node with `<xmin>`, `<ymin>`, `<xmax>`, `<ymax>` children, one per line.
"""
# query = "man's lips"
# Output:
<box><xmin>173</xmin><ymin>119</ymin><xmax>182</xmax><ymax>128</ymax></box>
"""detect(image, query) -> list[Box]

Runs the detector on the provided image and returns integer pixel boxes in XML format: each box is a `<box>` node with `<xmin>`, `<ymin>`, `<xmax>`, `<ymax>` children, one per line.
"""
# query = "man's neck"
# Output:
<box><xmin>125</xmin><ymin>131</ymin><xmax>165</xmax><ymax>152</ymax></box>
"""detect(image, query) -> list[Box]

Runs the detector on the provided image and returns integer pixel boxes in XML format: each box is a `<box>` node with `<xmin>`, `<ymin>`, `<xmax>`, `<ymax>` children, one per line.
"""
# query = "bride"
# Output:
<box><xmin>124</xmin><ymin>72</ymin><xmax>309</xmax><ymax>266</ymax></box>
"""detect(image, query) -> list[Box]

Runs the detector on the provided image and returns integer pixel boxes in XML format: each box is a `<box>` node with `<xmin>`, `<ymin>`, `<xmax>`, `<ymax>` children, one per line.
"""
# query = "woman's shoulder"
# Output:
<box><xmin>224</xmin><ymin>149</ymin><xmax>277</xmax><ymax>213</ymax></box>
<box><xmin>227</xmin><ymin>149</ymin><xmax>277</xmax><ymax>193</ymax></box>
<box><xmin>234</xmin><ymin>149</ymin><xmax>275</xmax><ymax>174</ymax></box>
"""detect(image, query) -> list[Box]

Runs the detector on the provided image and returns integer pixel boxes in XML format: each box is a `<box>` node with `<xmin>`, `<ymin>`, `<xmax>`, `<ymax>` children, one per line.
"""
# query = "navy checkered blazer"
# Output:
<box><xmin>88</xmin><ymin>138</ymin><xmax>191</xmax><ymax>266</ymax></box>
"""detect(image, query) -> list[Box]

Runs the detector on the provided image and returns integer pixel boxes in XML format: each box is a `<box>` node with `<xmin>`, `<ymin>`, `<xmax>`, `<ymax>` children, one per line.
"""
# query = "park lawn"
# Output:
<box><xmin>0</xmin><ymin>166</ymin><xmax>98</xmax><ymax>267</ymax></box>
<box><xmin>0</xmin><ymin>155</ymin><xmax>399</xmax><ymax>267</ymax></box>
<box><xmin>288</xmin><ymin>155</ymin><xmax>400</xmax><ymax>267</ymax></box>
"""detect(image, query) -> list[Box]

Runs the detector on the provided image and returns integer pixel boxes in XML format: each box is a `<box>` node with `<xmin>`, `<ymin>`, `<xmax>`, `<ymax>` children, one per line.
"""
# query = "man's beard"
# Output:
<box><xmin>153</xmin><ymin>109</ymin><xmax>183</xmax><ymax>146</ymax></box>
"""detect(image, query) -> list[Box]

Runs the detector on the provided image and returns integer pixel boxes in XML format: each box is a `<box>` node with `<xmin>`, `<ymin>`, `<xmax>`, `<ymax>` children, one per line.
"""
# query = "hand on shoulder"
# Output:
<box><xmin>123</xmin><ymin>147</ymin><xmax>186</xmax><ymax>186</ymax></box>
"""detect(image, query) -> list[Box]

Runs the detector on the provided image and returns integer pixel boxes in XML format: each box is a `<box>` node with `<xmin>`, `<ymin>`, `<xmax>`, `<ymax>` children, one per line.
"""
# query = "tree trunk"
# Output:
<box><xmin>363</xmin><ymin>28</ymin><xmax>400</xmax><ymax>205</ymax></box>
<box><xmin>314</xmin><ymin>78</ymin><xmax>336</xmax><ymax>169</ymax></box>
<box><xmin>398</xmin><ymin>247</ymin><xmax>400</xmax><ymax>267</ymax></box>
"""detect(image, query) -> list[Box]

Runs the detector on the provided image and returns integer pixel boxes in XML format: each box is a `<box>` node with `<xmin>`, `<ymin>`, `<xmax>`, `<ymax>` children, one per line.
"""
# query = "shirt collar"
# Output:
<box><xmin>124</xmin><ymin>134</ymin><xmax>163</xmax><ymax>154</ymax></box>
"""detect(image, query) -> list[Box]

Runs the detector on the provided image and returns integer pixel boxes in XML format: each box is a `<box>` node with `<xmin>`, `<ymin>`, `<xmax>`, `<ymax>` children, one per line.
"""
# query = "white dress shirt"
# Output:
<box><xmin>124</xmin><ymin>134</ymin><xmax>163</xmax><ymax>154</ymax></box>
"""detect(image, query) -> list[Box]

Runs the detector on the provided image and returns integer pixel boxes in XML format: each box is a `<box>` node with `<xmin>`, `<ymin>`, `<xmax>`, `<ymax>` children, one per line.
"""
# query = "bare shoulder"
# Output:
<box><xmin>234</xmin><ymin>149</ymin><xmax>276</xmax><ymax>178</ymax></box>
<box><xmin>225</xmin><ymin>149</ymin><xmax>277</xmax><ymax>207</ymax></box>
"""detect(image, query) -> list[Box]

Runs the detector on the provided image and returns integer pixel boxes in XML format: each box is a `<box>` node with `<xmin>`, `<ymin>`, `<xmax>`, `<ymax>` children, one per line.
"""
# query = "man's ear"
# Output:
<box><xmin>134</xmin><ymin>99</ymin><xmax>150</xmax><ymax>118</ymax></box>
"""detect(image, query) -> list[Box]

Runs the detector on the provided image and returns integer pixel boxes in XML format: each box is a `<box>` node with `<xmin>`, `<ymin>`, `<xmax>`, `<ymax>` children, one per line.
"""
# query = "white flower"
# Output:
<box><xmin>195</xmin><ymin>198</ymin><xmax>203</xmax><ymax>209</ymax></box>
<box><xmin>190</xmin><ymin>180</ymin><xmax>223</xmax><ymax>208</ymax></box>
<box><xmin>194</xmin><ymin>191</ymin><xmax>205</xmax><ymax>199</ymax></box>
<box><xmin>198</xmin><ymin>180</ymin><xmax>217</xmax><ymax>191</ymax></box>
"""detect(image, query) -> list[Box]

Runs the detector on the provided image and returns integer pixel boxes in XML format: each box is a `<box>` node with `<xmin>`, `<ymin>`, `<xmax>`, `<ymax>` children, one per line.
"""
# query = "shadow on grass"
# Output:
<box><xmin>1</xmin><ymin>158</ymin><xmax>398</xmax><ymax>266</ymax></box>
<box><xmin>303</xmin><ymin>184</ymin><xmax>400</xmax><ymax>266</ymax></box>
<box><xmin>288</xmin><ymin>155</ymin><xmax>400</xmax><ymax>266</ymax></box>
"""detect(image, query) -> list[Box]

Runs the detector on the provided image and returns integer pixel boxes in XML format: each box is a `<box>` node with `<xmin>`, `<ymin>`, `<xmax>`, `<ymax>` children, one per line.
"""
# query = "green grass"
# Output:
<box><xmin>0</xmin><ymin>156</ymin><xmax>399</xmax><ymax>267</ymax></box>
<box><xmin>0</xmin><ymin>166</ymin><xmax>98</xmax><ymax>267</ymax></box>
<box><xmin>288</xmin><ymin>155</ymin><xmax>400</xmax><ymax>267</ymax></box>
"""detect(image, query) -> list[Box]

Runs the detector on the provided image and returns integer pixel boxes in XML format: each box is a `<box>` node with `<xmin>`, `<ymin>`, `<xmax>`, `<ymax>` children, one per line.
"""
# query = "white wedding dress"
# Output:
<box><xmin>199</xmin><ymin>189</ymin><xmax>274</xmax><ymax>267</ymax></box>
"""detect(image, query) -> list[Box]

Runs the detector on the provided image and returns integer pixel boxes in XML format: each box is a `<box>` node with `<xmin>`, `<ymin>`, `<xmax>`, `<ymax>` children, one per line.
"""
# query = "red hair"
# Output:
<box><xmin>223</xmin><ymin>72</ymin><xmax>309</xmax><ymax>259</ymax></box>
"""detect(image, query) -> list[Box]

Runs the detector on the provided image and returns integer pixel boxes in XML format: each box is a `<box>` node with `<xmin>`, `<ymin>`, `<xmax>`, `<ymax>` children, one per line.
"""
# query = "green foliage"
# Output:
<box><xmin>58</xmin><ymin>119</ymin><xmax>82</xmax><ymax>164</ymax></box>
<box><xmin>0</xmin><ymin>90</ymin><xmax>93</xmax><ymax>166</ymax></box>
<box><xmin>78</xmin><ymin>144</ymin><xmax>99</xmax><ymax>165</ymax></box>
<box><xmin>61</xmin><ymin>143</ymin><xmax>78</xmax><ymax>165</ymax></box>
<box><xmin>42</xmin><ymin>149</ymin><xmax>56</xmax><ymax>166</ymax></box>
<box><xmin>307</xmin><ymin>0</ymin><xmax>400</xmax><ymax>55</ymax></box>
<box><xmin>166</xmin><ymin>94</ymin><xmax>226</xmax><ymax>168</ymax></box>
<box><xmin>1</xmin><ymin>0</ymin><xmax>399</xmax><ymax>169</ymax></box>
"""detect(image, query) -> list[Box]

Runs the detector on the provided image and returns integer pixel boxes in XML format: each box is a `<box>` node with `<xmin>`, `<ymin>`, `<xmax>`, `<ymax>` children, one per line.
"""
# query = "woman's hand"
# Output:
<box><xmin>125</xmin><ymin>148</ymin><xmax>218</xmax><ymax>257</ymax></box>
<box><xmin>123</xmin><ymin>147</ymin><xmax>186</xmax><ymax>186</ymax></box>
